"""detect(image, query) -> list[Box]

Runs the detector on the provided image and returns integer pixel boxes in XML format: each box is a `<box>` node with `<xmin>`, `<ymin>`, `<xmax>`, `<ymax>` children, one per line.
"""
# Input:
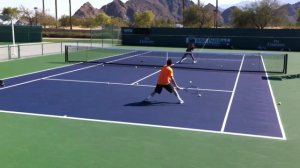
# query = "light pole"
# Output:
<box><xmin>34</xmin><ymin>7</ymin><xmax>38</xmax><ymax>26</ymax></box>
<box><xmin>0</xmin><ymin>15</ymin><xmax>16</xmax><ymax>57</ymax></box>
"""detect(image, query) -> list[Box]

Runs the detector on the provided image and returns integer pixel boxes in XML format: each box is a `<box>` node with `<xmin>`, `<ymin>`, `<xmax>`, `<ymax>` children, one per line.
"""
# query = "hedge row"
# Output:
<box><xmin>43</xmin><ymin>28</ymin><xmax>120</xmax><ymax>39</ymax></box>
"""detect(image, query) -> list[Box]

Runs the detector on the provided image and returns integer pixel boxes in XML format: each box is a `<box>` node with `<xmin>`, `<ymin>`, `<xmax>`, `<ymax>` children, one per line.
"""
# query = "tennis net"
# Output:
<box><xmin>65</xmin><ymin>45</ymin><xmax>288</xmax><ymax>73</ymax></box>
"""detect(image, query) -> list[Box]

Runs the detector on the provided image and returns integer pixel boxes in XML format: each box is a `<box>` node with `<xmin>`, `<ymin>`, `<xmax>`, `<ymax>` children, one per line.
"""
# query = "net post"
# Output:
<box><xmin>284</xmin><ymin>54</ymin><xmax>288</xmax><ymax>74</ymax></box>
<box><xmin>61</xmin><ymin>42</ymin><xmax>63</xmax><ymax>53</ymax></box>
<box><xmin>17</xmin><ymin>45</ymin><xmax>20</xmax><ymax>59</ymax></box>
<box><xmin>65</xmin><ymin>45</ymin><xmax>69</xmax><ymax>62</ymax></box>
<box><xmin>111</xmin><ymin>26</ymin><xmax>114</xmax><ymax>46</ymax></box>
<box><xmin>42</xmin><ymin>43</ymin><xmax>44</xmax><ymax>55</ymax></box>
<box><xmin>8</xmin><ymin>45</ymin><xmax>11</xmax><ymax>60</ymax></box>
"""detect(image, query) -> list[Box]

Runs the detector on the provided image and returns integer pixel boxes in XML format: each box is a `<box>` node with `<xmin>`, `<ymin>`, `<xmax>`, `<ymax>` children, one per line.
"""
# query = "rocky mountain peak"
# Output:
<box><xmin>73</xmin><ymin>0</ymin><xmax>300</xmax><ymax>24</ymax></box>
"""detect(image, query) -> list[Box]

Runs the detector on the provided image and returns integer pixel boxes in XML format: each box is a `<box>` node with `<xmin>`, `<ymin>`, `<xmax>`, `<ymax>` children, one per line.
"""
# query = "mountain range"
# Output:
<box><xmin>73</xmin><ymin>0</ymin><xmax>300</xmax><ymax>24</ymax></box>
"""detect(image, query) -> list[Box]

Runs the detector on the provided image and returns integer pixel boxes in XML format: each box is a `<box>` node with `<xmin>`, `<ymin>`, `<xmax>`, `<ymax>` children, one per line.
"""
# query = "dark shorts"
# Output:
<box><xmin>155</xmin><ymin>84</ymin><xmax>174</xmax><ymax>94</ymax></box>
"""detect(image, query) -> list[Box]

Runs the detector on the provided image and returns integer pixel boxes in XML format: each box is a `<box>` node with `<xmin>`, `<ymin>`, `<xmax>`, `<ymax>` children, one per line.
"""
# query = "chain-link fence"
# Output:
<box><xmin>0</xmin><ymin>42</ymin><xmax>64</xmax><ymax>61</ymax></box>
<box><xmin>0</xmin><ymin>26</ymin><xmax>122</xmax><ymax>61</ymax></box>
<box><xmin>90</xmin><ymin>26</ymin><xmax>121</xmax><ymax>47</ymax></box>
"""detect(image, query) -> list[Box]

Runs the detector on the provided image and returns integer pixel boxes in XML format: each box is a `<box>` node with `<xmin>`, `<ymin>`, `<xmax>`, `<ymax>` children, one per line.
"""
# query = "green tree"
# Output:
<box><xmin>232</xmin><ymin>8</ymin><xmax>253</xmax><ymax>28</ymax></box>
<box><xmin>95</xmin><ymin>13</ymin><xmax>111</xmax><ymax>26</ymax></box>
<box><xmin>232</xmin><ymin>0</ymin><xmax>286</xmax><ymax>29</ymax></box>
<box><xmin>297</xmin><ymin>9</ymin><xmax>300</xmax><ymax>26</ymax></box>
<box><xmin>80</xmin><ymin>17</ymin><xmax>97</xmax><ymax>28</ymax></box>
<box><xmin>1</xmin><ymin>7</ymin><xmax>20</xmax><ymax>20</ymax></box>
<box><xmin>110</xmin><ymin>17</ymin><xmax>128</xmax><ymax>27</ymax></box>
<box><xmin>154</xmin><ymin>19</ymin><xmax>175</xmax><ymax>27</ymax></box>
<box><xmin>18</xmin><ymin>5</ymin><xmax>35</xmax><ymax>25</ymax></box>
<box><xmin>134</xmin><ymin>10</ymin><xmax>155</xmax><ymax>28</ymax></box>
<box><xmin>39</xmin><ymin>13</ymin><xmax>57</xmax><ymax>28</ymax></box>
<box><xmin>271</xmin><ymin>6</ymin><xmax>289</xmax><ymax>27</ymax></box>
<box><xmin>183</xmin><ymin>4</ymin><xmax>212</xmax><ymax>28</ymax></box>
<box><xmin>59</xmin><ymin>15</ymin><xmax>72</xmax><ymax>27</ymax></box>
<box><xmin>19</xmin><ymin>6</ymin><xmax>58</xmax><ymax>28</ymax></box>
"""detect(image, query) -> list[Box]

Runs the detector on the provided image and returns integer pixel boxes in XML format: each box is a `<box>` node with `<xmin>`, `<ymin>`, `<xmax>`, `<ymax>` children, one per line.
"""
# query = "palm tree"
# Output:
<box><xmin>215</xmin><ymin>0</ymin><xmax>218</xmax><ymax>28</ymax></box>
<box><xmin>55</xmin><ymin>0</ymin><xmax>58</xmax><ymax>28</ymax></box>
<box><xmin>69</xmin><ymin>0</ymin><xmax>72</xmax><ymax>30</ymax></box>
<box><xmin>182</xmin><ymin>0</ymin><xmax>185</xmax><ymax>24</ymax></box>
<box><xmin>42</xmin><ymin>0</ymin><xmax>45</xmax><ymax>15</ymax></box>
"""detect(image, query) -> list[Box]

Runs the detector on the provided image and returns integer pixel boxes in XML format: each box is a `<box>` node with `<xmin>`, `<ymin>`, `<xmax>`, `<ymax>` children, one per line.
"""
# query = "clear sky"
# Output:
<box><xmin>0</xmin><ymin>0</ymin><xmax>296</xmax><ymax>18</ymax></box>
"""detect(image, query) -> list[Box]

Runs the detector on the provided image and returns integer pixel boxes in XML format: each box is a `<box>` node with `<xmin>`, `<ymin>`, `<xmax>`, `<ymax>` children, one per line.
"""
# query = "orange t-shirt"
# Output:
<box><xmin>157</xmin><ymin>65</ymin><xmax>173</xmax><ymax>85</ymax></box>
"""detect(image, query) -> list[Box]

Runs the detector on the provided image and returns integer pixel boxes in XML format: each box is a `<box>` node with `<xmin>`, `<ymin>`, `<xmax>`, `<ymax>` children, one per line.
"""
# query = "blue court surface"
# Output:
<box><xmin>0</xmin><ymin>51</ymin><xmax>286</xmax><ymax>140</ymax></box>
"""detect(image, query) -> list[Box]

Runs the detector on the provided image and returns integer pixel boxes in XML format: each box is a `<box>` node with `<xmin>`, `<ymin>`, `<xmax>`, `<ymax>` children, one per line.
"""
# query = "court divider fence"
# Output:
<box><xmin>0</xmin><ymin>25</ymin><xmax>42</xmax><ymax>43</ymax></box>
<box><xmin>0</xmin><ymin>42</ymin><xmax>64</xmax><ymax>61</ymax></box>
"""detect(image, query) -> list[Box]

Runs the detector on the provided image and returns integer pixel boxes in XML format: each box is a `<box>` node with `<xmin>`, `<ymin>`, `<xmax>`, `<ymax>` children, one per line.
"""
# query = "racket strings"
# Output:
<box><xmin>185</xmin><ymin>83</ymin><xmax>201</xmax><ymax>95</ymax></box>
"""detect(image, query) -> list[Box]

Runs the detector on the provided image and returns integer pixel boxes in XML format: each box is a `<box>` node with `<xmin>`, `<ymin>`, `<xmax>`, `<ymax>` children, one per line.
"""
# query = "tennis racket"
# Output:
<box><xmin>182</xmin><ymin>81</ymin><xmax>202</xmax><ymax>97</ymax></box>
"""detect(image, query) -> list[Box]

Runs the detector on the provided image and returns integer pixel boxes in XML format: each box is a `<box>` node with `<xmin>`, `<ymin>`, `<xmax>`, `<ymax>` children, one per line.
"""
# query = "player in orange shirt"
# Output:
<box><xmin>144</xmin><ymin>59</ymin><xmax>184</xmax><ymax>104</ymax></box>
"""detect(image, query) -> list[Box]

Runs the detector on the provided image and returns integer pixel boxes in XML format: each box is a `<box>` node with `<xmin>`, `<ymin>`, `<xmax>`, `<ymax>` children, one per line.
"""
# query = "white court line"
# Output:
<box><xmin>0</xmin><ymin>49</ymin><xmax>141</xmax><ymax>81</ymax></box>
<box><xmin>221</xmin><ymin>55</ymin><xmax>245</xmax><ymax>132</ymax></box>
<box><xmin>195</xmin><ymin>58</ymin><xmax>242</xmax><ymax>62</ymax></box>
<box><xmin>261</xmin><ymin>55</ymin><xmax>287</xmax><ymax>140</ymax></box>
<box><xmin>1</xmin><ymin>49</ymin><xmax>153</xmax><ymax>81</ymax></box>
<box><xmin>106</xmin><ymin>51</ymin><xmax>152</xmax><ymax>63</ymax></box>
<box><xmin>44</xmin><ymin>78</ymin><xmax>154</xmax><ymax>88</ymax></box>
<box><xmin>131</xmin><ymin>70</ymin><xmax>161</xmax><ymax>85</ymax></box>
<box><xmin>43</xmin><ymin>78</ymin><xmax>233</xmax><ymax>93</ymax></box>
<box><xmin>2</xmin><ymin>50</ymin><xmax>285</xmax><ymax>140</ymax></box>
<box><xmin>0</xmin><ymin>51</ymin><xmax>153</xmax><ymax>91</ymax></box>
<box><xmin>0</xmin><ymin>64</ymin><xmax>101</xmax><ymax>91</ymax></box>
<box><xmin>0</xmin><ymin>109</ymin><xmax>286</xmax><ymax>140</ymax></box>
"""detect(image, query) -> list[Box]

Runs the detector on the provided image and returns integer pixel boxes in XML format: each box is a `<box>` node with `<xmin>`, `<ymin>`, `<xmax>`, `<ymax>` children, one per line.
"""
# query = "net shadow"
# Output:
<box><xmin>262</xmin><ymin>73</ymin><xmax>300</xmax><ymax>81</ymax></box>
<box><xmin>124</xmin><ymin>101</ymin><xmax>180</xmax><ymax>107</ymax></box>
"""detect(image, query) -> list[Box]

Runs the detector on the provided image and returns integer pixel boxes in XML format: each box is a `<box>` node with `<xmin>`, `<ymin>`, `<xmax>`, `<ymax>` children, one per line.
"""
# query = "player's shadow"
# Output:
<box><xmin>262</xmin><ymin>73</ymin><xmax>300</xmax><ymax>81</ymax></box>
<box><xmin>124</xmin><ymin>101</ymin><xmax>179</xmax><ymax>107</ymax></box>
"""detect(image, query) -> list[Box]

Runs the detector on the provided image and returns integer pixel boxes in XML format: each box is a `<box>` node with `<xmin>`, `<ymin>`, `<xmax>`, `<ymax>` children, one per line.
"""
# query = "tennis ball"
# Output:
<box><xmin>198</xmin><ymin>94</ymin><xmax>202</xmax><ymax>97</ymax></box>
<box><xmin>189</xmin><ymin>80</ymin><xmax>192</xmax><ymax>83</ymax></box>
<box><xmin>135</xmin><ymin>66</ymin><xmax>138</xmax><ymax>68</ymax></box>
<box><xmin>277</xmin><ymin>102</ymin><xmax>281</xmax><ymax>105</ymax></box>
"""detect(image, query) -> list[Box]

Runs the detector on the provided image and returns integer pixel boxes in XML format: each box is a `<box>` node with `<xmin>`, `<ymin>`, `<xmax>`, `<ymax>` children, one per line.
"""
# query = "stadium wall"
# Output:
<box><xmin>0</xmin><ymin>25</ymin><xmax>42</xmax><ymax>43</ymax></box>
<box><xmin>121</xmin><ymin>28</ymin><xmax>300</xmax><ymax>51</ymax></box>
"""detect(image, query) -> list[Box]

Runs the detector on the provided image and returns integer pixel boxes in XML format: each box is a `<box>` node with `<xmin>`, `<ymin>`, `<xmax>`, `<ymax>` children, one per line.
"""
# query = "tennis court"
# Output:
<box><xmin>0</xmin><ymin>47</ymin><xmax>287</xmax><ymax>140</ymax></box>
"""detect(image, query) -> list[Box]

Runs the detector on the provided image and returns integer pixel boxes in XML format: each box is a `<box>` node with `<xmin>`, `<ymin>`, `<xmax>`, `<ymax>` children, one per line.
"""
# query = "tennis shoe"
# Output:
<box><xmin>178</xmin><ymin>99</ymin><xmax>184</xmax><ymax>104</ymax></box>
<box><xmin>0</xmin><ymin>81</ymin><xmax>4</xmax><ymax>87</ymax></box>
